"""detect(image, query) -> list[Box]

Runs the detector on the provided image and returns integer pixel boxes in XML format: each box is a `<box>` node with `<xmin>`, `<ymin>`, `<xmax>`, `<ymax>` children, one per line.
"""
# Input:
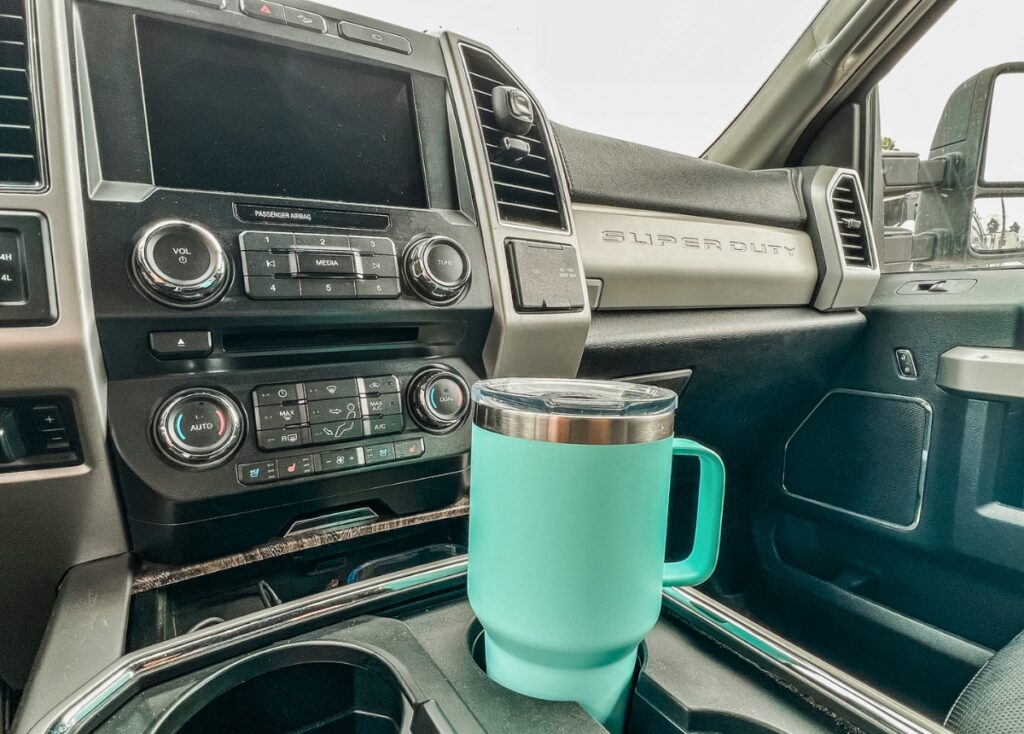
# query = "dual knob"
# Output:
<box><xmin>131</xmin><ymin>221</ymin><xmax>471</xmax><ymax>307</ymax></box>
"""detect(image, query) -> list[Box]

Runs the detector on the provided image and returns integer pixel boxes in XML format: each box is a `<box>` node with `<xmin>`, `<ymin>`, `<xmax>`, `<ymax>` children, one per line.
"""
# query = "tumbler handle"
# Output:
<box><xmin>662</xmin><ymin>438</ymin><xmax>726</xmax><ymax>587</ymax></box>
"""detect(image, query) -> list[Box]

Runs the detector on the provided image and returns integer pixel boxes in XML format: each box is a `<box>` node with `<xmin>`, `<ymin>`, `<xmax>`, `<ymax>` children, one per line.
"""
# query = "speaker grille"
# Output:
<box><xmin>783</xmin><ymin>390</ymin><xmax>931</xmax><ymax>527</ymax></box>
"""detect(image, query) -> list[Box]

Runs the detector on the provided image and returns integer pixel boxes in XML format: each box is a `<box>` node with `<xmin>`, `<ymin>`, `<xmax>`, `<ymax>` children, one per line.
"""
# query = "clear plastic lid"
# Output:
<box><xmin>471</xmin><ymin>378</ymin><xmax>677</xmax><ymax>418</ymax></box>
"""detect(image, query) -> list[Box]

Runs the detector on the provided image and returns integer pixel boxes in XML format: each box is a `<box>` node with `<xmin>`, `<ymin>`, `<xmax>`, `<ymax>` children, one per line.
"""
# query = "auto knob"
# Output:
<box><xmin>154</xmin><ymin>388</ymin><xmax>244</xmax><ymax>467</ymax></box>
<box><xmin>131</xmin><ymin>219</ymin><xmax>230</xmax><ymax>307</ymax></box>
<box><xmin>403</xmin><ymin>236</ymin><xmax>471</xmax><ymax>304</ymax></box>
<box><xmin>406</xmin><ymin>366</ymin><xmax>470</xmax><ymax>433</ymax></box>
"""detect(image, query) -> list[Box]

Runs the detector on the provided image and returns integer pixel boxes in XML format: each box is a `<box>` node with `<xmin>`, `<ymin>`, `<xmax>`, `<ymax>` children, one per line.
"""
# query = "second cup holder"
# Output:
<box><xmin>149</xmin><ymin>642</ymin><xmax>413</xmax><ymax>734</ymax></box>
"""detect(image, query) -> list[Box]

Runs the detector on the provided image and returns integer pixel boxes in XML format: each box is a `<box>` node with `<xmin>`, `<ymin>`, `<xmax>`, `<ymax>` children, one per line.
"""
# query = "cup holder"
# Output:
<box><xmin>149</xmin><ymin>642</ymin><xmax>412</xmax><ymax>734</ymax></box>
<box><xmin>468</xmin><ymin>620</ymin><xmax>785</xmax><ymax>734</ymax></box>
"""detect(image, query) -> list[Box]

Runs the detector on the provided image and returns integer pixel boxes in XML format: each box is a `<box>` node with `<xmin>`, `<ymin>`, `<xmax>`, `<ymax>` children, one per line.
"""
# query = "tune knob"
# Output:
<box><xmin>132</xmin><ymin>220</ymin><xmax>229</xmax><ymax>307</ymax></box>
<box><xmin>407</xmin><ymin>366</ymin><xmax>470</xmax><ymax>433</ymax></box>
<box><xmin>154</xmin><ymin>388</ymin><xmax>244</xmax><ymax>467</ymax></box>
<box><xmin>404</xmin><ymin>236</ymin><xmax>471</xmax><ymax>304</ymax></box>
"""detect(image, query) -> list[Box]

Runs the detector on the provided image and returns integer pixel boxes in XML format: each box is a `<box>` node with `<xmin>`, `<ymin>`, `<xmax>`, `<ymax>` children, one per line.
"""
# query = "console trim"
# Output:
<box><xmin>31</xmin><ymin>553</ymin><xmax>950</xmax><ymax>734</ymax></box>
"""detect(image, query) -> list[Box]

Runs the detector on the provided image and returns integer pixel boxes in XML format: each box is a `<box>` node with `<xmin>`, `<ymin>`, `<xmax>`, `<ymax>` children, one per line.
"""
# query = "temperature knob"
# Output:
<box><xmin>404</xmin><ymin>236</ymin><xmax>471</xmax><ymax>304</ymax></box>
<box><xmin>407</xmin><ymin>366</ymin><xmax>470</xmax><ymax>433</ymax></box>
<box><xmin>132</xmin><ymin>220</ymin><xmax>229</xmax><ymax>307</ymax></box>
<box><xmin>154</xmin><ymin>388</ymin><xmax>243</xmax><ymax>467</ymax></box>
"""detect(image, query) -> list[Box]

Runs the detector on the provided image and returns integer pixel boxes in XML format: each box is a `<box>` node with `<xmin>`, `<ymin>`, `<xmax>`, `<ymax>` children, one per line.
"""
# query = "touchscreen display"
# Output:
<box><xmin>136</xmin><ymin>18</ymin><xmax>428</xmax><ymax>207</ymax></box>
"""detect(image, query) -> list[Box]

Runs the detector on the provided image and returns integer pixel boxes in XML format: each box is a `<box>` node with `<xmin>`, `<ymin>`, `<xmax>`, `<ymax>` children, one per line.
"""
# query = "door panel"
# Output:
<box><xmin>742</xmin><ymin>268</ymin><xmax>1024</xmax><ymax>719</ymax></box>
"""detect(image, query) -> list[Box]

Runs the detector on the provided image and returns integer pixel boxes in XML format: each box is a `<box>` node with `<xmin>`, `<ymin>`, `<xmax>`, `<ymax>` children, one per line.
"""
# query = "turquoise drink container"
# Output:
<box><xmin>467</xmin><ymin>378</ymin><xmax>725</xmax><ymax>732</ymax></box>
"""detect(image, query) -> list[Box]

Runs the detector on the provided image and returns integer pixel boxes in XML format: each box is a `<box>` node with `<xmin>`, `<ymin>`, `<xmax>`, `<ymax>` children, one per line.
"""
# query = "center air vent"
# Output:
<box><xmin>0</xmin><ymin>0</ymin><xmax>41</xmax><ymax>188</ymax></box>
<box><xmin>460</xmin><ymin>45</ymin><xmax>566</xmax><ymax>231</ymax></box>
<box><xmin>830</xmin><ymin>174</ymin><xmax>870</xmax><ymax>267</ymax></box>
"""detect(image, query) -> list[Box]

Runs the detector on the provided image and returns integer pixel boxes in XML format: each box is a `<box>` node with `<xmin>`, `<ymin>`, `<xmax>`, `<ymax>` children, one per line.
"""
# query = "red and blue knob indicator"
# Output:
<box><xmin>155</xmin><ymin>388</ymin><xmax>243</xmax><ymax>467</ymax></box>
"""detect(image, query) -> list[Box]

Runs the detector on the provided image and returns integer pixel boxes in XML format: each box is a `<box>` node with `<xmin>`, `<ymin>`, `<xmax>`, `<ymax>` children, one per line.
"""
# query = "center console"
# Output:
<box><xmin>71</xmin><ymin>0</ymin><xmax>495</xmax><ymax>562</ymax></box>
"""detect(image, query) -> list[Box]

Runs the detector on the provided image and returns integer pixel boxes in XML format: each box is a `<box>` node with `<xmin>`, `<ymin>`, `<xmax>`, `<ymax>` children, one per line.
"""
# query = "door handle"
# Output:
<box><xmin>937</xmin><ymin>346</ymin><xmax>1024</xmax><ymax>400</ymax></box>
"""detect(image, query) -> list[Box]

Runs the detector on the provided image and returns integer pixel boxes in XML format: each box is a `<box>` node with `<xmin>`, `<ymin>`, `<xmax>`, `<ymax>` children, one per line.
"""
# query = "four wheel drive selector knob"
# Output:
<box><xmin>132</xmin><ymin>220</ymin><xmax>230</xmax><ymax>307</ymax></box>
<box><xmin>154</xmin><ymin>388</ymin><xmax>244</xmax><ymax>467</ymax></box>
<box><xmin>407</xmin><ymin>366</ymin><xmax>470</xmax><ymax>433</ymax></box>
<box><xmin>404</xmin><ymin>236</ymin><xmax>471</xmax><ymax>304</ymax></box>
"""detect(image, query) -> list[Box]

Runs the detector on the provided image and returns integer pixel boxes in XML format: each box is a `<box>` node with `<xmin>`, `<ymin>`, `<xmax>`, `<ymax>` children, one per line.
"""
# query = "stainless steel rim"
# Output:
<box><xmin>473</xmin><ymin>403</ymin><xmax>674</xmax><ymax>444</ymax></box>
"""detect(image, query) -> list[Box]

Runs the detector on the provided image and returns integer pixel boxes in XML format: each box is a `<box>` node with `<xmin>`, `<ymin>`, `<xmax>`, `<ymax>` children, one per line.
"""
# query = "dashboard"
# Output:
<box><xmin>1</xmin><ymin>1</ymin><xmax>879</xmax><ymax>570</ymax></box>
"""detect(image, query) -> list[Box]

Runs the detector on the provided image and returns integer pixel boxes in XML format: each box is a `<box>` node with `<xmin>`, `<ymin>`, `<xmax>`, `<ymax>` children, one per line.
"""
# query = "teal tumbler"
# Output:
<box><xmin>467</xmin><ymin>378</ymin><xmax>725</xmax><ymax>732</ymax></box>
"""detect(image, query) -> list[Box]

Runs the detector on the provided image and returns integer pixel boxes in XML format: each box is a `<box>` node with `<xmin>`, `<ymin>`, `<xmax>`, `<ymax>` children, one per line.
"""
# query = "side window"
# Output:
<box><xmin>877</xmin><ymin>2</ymin><xmax>1024</xmax><ymax>273</ymax></box>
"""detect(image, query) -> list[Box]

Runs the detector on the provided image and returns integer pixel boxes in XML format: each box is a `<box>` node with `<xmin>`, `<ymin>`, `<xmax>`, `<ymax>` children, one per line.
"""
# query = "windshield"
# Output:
<box><xmin>326</xmin><ymin>1</ymin><xmax>824</xmax><ymax>155</ymax></box>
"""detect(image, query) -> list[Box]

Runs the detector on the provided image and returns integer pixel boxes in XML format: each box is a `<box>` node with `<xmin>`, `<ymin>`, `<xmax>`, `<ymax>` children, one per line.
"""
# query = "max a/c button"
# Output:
<box><xmin>150</xmin><ymin>331</ymin><xmax>213</xmax><ymax>359</ymax></box>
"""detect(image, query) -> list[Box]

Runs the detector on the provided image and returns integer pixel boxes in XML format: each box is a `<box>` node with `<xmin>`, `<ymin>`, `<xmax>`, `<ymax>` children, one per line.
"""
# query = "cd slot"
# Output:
<box><xmin>222</xmin><ymin>326</ymin><xmax>419</xmax><ymax>354</ymax></box>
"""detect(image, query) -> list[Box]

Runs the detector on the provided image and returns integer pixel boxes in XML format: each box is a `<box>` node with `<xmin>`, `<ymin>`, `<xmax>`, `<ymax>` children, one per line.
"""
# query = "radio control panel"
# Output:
<box><xmin>240</xmin><ymin>231</ymin><xmax>404</xmax><ymax>300</ymax></box>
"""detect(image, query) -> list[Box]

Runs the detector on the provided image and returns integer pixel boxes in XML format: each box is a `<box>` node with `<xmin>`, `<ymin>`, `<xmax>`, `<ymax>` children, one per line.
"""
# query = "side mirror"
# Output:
<box><xmin>981</xmin><ymin>72</ymin><xmax>1024</xmax><ymax>185</ymax></box>
<box><xmin>881</xmin><ymin>63</ymin><xmax>1024</xmax><ymax>269</ymax></box>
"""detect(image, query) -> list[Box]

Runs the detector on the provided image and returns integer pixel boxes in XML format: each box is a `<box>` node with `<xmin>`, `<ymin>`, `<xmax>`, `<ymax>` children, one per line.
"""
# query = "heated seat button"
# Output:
<box><xmin>240</xmin><ymin>0</ymin><xmax>286</xmax><ymax>23</ymax></box>
<box><xmin>149</xmin><ymin>331</ymin><xmax>213</xmax><ymax>359</ymax></box>
<box><xmin>364</xmin><ymin>442</ymin><xmax>395</xmax><ymax>464</ymax></box>
<box><xmin>276</xmin><ymin>454</ymin><xmax>315</xmax><ymax>478</ymax></box>
<box><xmin>395</xmin><ymin>438</ymin><xmax>425</xmax><ymax>460</ymax></box>
<box><xmin>237</xmin><ymin>460</ymin><xmax>278</xmax><ymax>485</ymax></box>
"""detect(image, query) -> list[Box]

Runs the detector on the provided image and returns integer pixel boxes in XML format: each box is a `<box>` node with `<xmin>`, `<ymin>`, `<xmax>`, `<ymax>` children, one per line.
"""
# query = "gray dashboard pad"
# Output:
<box><xmin>552</xmin><ymin>124</ymin><xmax>808</xmax><ymax>230</ymax></box>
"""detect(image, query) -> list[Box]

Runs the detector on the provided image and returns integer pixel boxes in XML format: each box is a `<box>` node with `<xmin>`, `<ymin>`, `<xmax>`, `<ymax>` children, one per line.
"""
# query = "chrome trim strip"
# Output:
<box><xmin>782</xmin><ymin>388</ymin><xmax>933</xmax><ymax>531</ymax></box>
<box><xmin>663</xmin><ymin>586</ymin><xmax>950</xmax><ymax>734</ymax></box>
<box><xmin>28</xmin><ymin>558</ymin><xmax>470</xmax><ymax>734</ymax></box>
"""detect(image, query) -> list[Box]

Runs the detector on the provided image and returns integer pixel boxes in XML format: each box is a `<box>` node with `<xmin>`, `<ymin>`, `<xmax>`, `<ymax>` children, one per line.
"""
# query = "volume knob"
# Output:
<box><xmin>132</xmin><ymin>220</ymin><xmax>229</xmax><ymax>307</ymax></box>
<box><xmin>404</xmin><ymin>236</ymin><xmax>471</xmax><ymax>304</ymax></box>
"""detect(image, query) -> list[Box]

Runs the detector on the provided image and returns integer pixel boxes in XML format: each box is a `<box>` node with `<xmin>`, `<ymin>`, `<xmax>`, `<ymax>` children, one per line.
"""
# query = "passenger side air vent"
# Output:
<box><xmin>460</xmin><ymin>45</ymin><xmax>566</xmax><ymax>230</ymax></box>
<box><xmin>830</xmin><ymin>174</ymin><xmax>870</xmax><ymax>267</ymax></box>
<box><xmin>0</xmin><ymin>0</ymin><xmax>41</xmax><ymax>188</ymax></box>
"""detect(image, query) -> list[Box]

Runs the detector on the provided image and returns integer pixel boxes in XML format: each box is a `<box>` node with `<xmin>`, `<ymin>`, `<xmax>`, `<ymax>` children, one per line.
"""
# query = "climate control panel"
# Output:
<box><xmin>252</xmin><ymin>374</ymin><xmax>404</xmax><ymax>451</ymax></box>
